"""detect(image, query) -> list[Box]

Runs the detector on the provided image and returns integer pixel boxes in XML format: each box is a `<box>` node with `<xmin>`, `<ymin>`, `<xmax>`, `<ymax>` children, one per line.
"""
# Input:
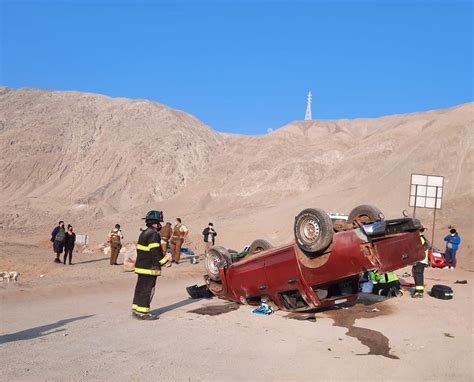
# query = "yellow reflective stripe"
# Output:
<box><xmin>135</xmin><ymin>267</ymin><xmax>161</xmax><ymax>276</ymax></box>
<box><xmin>136</xmin><ymin>242</ymin><xmax>161</xmax><ymax>251</ymax></box>
<box><xmin>159</xmin><ymin>256</ymin><xmax>168</xmax><ymax>265</ymax></box>
<box><xmin>132</xmin><ymin>304</ymin><xmax>138</xmax><ymax>310</ymax></box>
<box><xmin>135</xmin><ymin>306</ymin><xmax>150</xmax><ymax>313</ymax></box>
<box><xmin>415</xmin><ymin>286</ymin><xmax>424</xmax><ymax>291</ymax></box>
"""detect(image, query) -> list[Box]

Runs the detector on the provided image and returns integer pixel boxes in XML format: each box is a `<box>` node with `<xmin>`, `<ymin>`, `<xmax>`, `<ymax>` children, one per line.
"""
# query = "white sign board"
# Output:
<box><xmin>409</xmin><ymin>174</ymin><xmax>444</xmax><ymax>209</ymax></box>
<box><xmin>76</xmin><ymin>234</ymin><xmax>89</xmax><ymax>246</ymax></box>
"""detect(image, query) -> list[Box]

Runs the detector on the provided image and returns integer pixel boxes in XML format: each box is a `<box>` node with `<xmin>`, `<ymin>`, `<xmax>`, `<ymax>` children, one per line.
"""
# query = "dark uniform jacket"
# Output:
<box><xmin>202</xmin><ymin>227</ymin><xmax>217</xmax><ymax>244</ymax></box>
<box><xmin>135</xmin><ymin>227</ymin><xmax>168</xmax><ymax>276</ymax></box>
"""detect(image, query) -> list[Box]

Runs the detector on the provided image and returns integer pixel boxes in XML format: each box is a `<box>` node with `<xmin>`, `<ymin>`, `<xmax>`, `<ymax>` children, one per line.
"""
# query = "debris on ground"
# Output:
<box><xmin>454</xmin><ymin>280</ymin><xmax>467</xmax><ymax>284</ymax></box>
<box><xmin>402</xmin><ymin>272</ymin><xmax>411</xmax><ymax>277</ymax></box>
<box><xmin>252</xmin><ymin>303</ymin><xmax>274</xmax><ymax>315</ymax></box>
<box><xmin>285</xmin><ymin>313</ymin><xmax>316</xmax><ymax>322</ymax></box>
<box><xmin>370</xmin><ymin>307</ymin><xmax>380</xmax><ymax>313</ymax></box>
<box><xmin>444</xmin><ymin>333</ymin><xmax>455</xmax><ymax>338</ymax></box>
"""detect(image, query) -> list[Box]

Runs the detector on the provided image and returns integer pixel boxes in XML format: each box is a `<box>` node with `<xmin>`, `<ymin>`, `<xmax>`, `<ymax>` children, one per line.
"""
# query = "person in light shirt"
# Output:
<box><xmin>170</xmin><ymin>218</ymin><xmax>188</xmax><ymax>264</ymax></box>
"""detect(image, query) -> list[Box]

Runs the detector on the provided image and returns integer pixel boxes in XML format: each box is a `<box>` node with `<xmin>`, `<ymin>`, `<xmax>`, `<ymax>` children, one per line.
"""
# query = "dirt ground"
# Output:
<box><xmin>0</xmin><ymin>238</ymin><xmax>473</xmax><ymax>381</ymax></box>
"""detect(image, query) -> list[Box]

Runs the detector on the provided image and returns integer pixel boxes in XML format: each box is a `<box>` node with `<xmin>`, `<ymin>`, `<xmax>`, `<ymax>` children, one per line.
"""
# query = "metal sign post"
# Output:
<box><xmin>412</xmin><ymin>184</ymin><xmax>418</xmax><ymax>217</ymax></box>
<box><xmin>409</xmin><ymin>174</ymin><xmax>444</xmax><ymax>246</ymax></box>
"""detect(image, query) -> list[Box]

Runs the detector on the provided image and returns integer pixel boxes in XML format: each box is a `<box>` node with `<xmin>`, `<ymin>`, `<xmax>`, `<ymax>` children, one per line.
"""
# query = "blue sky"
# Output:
<box><xmin>1</xmin><ymin>1</ymin><xmax>472</xmax><ymax>134</ymax></box>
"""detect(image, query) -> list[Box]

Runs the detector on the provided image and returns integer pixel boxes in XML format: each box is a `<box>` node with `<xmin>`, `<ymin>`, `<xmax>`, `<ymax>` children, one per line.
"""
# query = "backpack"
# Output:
<box><xmin>55</xmin><ymin>228</ymin><xmax>66</xmax><ymax>242</ymax></box>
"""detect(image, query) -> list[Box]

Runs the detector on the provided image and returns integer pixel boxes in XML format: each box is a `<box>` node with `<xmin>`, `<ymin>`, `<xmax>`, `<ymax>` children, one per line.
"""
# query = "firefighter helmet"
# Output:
<box><xmin>144</xmin><ymin>210</ymin><xmax>164</xmax><ymax>223</ymax></box>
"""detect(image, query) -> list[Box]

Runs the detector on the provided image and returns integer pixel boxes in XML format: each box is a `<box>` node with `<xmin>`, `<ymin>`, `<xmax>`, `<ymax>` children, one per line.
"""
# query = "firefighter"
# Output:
<box><xmin>412</xmin><ymin>225</ymin><xmax>429</xmax><ymax>298</ymax></box>
<box><xmin>132</xmin><ymin>210</ymin><xmax>169</xmax><ymax>320</ymax></box>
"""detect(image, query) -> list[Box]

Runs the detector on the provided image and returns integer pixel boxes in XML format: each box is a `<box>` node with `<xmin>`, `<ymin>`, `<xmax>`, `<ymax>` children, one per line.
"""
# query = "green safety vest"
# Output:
<box><xmin>370</xmin><ymin>271</ymin><xmax>399</xmax><ymax>284</ymax></box>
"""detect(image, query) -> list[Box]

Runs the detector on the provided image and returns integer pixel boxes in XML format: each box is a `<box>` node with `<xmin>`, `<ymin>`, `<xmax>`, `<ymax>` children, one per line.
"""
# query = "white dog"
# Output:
<box><xmin>0</xmin><ymin>271</ymin><xmax>20</xmax><ymax>282</ymax></box>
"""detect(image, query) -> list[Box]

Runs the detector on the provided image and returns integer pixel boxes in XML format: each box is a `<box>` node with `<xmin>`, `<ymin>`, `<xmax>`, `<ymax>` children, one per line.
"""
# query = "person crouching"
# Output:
<box><xmin>369</xmin><ymin>270</ymin><xmax>402</xmax><ymax>297</ymax></box>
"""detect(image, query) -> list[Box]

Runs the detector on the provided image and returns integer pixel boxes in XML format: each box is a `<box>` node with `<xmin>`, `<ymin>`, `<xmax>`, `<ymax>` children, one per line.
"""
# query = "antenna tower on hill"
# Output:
<box><xmin>304</xmin><ymin>90</ymin><xmax>312</xmax><ymax>120</ymax></box>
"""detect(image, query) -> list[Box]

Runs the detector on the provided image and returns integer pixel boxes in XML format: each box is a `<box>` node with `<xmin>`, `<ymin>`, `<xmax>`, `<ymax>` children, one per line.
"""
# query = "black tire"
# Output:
<box><xmin>249</xmin><ymin>239</ymin><xmax>273</xmax><ymax>254</ymax></box>
<box><xmin>348</xmin><ymin>205</ymin><xmax>384</xmax><ymax>224</ymax></box>
<box><xmin>205</xmin><ymin>246</ymin><xmax>231</xmax><ymax>282</ymax></box>
<box><xmin>294</xmin><ymin>208</ymin><xmax>333</xmax><ymax>254</ymax></box>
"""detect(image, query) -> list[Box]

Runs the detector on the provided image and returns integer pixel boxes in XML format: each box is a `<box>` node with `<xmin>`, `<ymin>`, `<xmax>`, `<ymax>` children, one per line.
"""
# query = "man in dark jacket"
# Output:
<box><xmin>202</xmin><ymin>223</ymin><xmax>217</xmax><ymax>253</ymax></box>
<box><xmin>444</xmin><ymin>228</ymin><xmax>461</xmax><ymax>269</ymax></box>
<box><xmin>132</xmin><ymin>210</ymin><xmax>169</xmax><ymax>320</ymax></box>
<box><xmin>51</xmin><ymin>221</ymin><xmax>65</xmax><ymax>263</ymax></box>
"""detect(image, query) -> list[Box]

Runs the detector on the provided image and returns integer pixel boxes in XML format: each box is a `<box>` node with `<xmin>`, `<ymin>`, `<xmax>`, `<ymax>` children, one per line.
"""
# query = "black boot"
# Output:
<box><xmin>132</xmin><ymin>311</ymin><xmax>159</xmax><ymax>320</ymax></box>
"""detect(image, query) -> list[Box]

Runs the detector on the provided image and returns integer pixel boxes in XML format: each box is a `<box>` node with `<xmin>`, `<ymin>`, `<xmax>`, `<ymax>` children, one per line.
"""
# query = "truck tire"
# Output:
<box><xmin>348</xmin><ymin>205</ymin><xmax>384</xmax><ymax>225</ymax></box>
<box><xmin>205</xmin><ymin>246</ymin><xmax>232</xmax><ymax>282</ymax></box>
<box><xmin>294</xmin><ymin>208</ymin><xmax>333</xmax><ymax>254</ymax></box>
<box><xmin>249</xmin><ymin>239</ymin><xmax>273</xmax><ymax>255</ymax></box>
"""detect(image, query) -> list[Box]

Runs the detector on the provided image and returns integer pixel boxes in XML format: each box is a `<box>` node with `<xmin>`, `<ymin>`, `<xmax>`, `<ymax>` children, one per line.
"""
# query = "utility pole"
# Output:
<box><xmin>304</xmin><ymin>90</ymin><xmax>312</xmax><ymax>121</ymax></box>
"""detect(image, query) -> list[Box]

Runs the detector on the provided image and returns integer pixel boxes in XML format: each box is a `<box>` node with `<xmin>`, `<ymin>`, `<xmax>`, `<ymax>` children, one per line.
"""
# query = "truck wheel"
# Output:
<box><xmin>294</xmin><ymin>208</ymin><xmax>333</xmax><ymax>254</ymax></box>
<box><xmin>249</xmin><ymin>239</ymin><xmax>273</xmax><ymax>255</ymax></box>
<box><xmin>205</xmin><ymin>246</ymin><xmax>231</xmax><ymax>282</ymax></box>
<box><xmin>348</xmin><ymin>205</ymin><xmax>384</xmax><ymax>225</ymax></box>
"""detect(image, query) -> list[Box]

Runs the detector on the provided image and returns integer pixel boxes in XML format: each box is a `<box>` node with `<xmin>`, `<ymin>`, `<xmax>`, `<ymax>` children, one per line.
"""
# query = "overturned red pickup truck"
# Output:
<box><xmin>203</xmin><ymin>205</ymin><xmax>424</xmax><ymax>312</ymax></box>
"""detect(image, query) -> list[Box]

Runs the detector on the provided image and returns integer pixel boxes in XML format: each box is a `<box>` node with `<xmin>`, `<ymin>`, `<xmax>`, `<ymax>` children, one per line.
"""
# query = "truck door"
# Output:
<box><xmin>226</xmin><ymin>255</ymin><xmax>268</xmax><ymax>301</ymax></box>
<box><xmin>373</xmin><ymin>231</ymin><xmax>424</xmax><ymax>273</ymax></box>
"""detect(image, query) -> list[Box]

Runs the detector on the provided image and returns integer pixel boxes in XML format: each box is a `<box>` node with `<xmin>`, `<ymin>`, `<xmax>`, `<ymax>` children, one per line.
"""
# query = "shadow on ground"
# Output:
<box><xmin>75</xmin><ymin>257</ymin><xmax>109</xmax><ymax>265</ymax></box>
<box><xmin>0</xmin><ymin>315</ymin><xmax>94</xmax><ymax>345</ymax></box>
<box><xmin>151</xmin><ymin>298</ymin><xmax>204</xmax><ymax>316</ymax></box>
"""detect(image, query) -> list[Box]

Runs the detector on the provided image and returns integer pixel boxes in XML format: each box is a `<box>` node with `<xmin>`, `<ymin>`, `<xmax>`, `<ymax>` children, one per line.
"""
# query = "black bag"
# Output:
<box><xmin>430</xmin><ymin>284</ymin><xmax>453</xmax><ymax>300</ymax></box>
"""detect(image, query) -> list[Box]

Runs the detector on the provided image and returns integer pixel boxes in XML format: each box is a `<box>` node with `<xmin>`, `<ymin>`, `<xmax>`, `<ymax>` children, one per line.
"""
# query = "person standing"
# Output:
<box><xmin>108</xmin><ymin>224</ymin><xmax>124</xmax><ymax>265</ymax></box>
<box><xmin>170</xmin><ymin>218</ymin><xmax>188</xmax><ymax>264</ymax></box>
<box><xmin>132</xmin><ymin>210</ymin><xmax>168</xmax><ymax>320</ymax></box>
<box><xmin>444</xmin><ymin>228</ymin><xmax>461</xmax><ymax>270</ymax></box>
<box><xmin>412</xmin><ymin>225</ymin><xmax>429</xmax><ymax>298</ymax></box>
<box><xmin>202</xmin><ymin>222</ymin><xmax>217</xmax><ymax>253</ymax></box>
<box><xmin>51</xmin><ymin>221</ymin><xmax>66</xmax><ymax>263</ymax></box>
<box><xmin>63</xmin><ymin>225</ymin><xmax>76</xmax><ymax>265</ymax></box>
<box><xmin>160</xmin><ymin>222</ymin><xmax>172</xmax><ymax>255</ymax></box>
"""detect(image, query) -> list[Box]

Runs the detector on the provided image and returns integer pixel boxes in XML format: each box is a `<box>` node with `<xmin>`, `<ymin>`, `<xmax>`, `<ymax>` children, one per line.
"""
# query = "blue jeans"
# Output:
<box><xmin>445</xmin><ymin>248</ymin><xmax>457</xmax><ymax>267</ymax></box>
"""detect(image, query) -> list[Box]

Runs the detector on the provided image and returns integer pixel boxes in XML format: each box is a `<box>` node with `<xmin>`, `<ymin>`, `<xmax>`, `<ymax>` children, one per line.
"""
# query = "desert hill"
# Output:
<box><xmin>0</xmin><ymin>87</ymin><xmax>223</xmax><ymax>224</ymax></box>
<box><xmin>0</xmin><ymin>87</ymin><xmax>472</xmax><ymax>263</ymax></box>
